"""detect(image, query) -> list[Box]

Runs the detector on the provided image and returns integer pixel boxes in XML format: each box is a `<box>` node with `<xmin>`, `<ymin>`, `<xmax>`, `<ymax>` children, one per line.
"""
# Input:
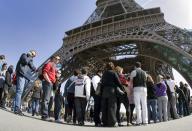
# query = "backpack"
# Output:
<box><xmin>12</xmin><ymin>73</ymin><xmax>17</xmax><ymax>85</ymax></box>
<box><xmin>90</xmin><ymin>82</ymin><xmax>95</xmax><ymax>97</ymax></box>
<box><xmin>90</xmin><ymin>81</ymin><xmax>101</xmax><ymax>96</ymax></box>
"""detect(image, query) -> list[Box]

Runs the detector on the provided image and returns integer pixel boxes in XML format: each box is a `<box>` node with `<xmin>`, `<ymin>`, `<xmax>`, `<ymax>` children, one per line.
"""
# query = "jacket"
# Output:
<box><xmin>16</xmin><ymin>53</ymin><xmax>36</xmax><ymax>80</ymax></box>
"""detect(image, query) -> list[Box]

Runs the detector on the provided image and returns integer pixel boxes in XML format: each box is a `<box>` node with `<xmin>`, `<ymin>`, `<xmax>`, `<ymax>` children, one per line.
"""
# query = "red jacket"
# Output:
<box><xmin>43</xmin><ymin>62</ymin><xmax>56</xmax><ymax>84</ymax></box>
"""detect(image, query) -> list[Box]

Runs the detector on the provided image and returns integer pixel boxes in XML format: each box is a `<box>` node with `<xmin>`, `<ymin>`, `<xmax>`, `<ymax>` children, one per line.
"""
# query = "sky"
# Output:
<box><xmin>0</xmin><ymin>0</ymin><xmax>192</xmax><ymax>86</ymax></box>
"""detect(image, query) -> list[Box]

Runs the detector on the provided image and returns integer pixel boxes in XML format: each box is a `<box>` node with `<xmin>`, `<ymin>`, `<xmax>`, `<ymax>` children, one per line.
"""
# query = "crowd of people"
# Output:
<box><xmin>0</xmin><ymin>52</ymin><xmax>191</xmax><ymax>127</ymax></box>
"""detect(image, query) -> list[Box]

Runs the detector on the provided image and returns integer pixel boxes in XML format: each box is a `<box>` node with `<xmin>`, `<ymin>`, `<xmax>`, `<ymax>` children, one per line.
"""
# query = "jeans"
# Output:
<box><xmin>48</xmin><ymin>96</ymin><xmax>54</xmax><ymax>117</ymax></box>
<box><xmin>32</xmin><ymin>98</ymin><xmax>40</xmax><ymax>115</ymax></box>
<box><xmin>147</xmin><ymin>99</ymin><xmax>158</xmax><ymax>123</ymax></box>
<box><xmin>178</xmin><ymin>100</ymin><xmax>189</xmax><ymax>116</ymax></box>
<box><xmin>41</xmin><ymin>81</ymin><xmax>53</xmax><ymax>118</ymax></box>
<box><xmin>157</xmin><ymin>96</ymin><xmax>168</xmax><ymax>122</ymax></box>
<box><xmin>134</xmin><ymin>87</ymin><xmax>148</xmax><ymax>124</ymax></box>
<box><xmin>14</xmin><ymin>76</ymin><xmax>26</xmax><ymax>112</ymax></box>
<box><xmin>167</xmin><ymin>93</ymin><xmax>179</xmax><ymax>119</ymax></box>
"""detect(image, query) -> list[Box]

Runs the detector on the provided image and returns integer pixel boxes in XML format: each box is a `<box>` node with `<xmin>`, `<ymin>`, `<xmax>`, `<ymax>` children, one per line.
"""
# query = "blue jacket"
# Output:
<box><xmin>16</xmin><ymin>53</ymin><xmax>36</xmax><ymax>80</ymax></box>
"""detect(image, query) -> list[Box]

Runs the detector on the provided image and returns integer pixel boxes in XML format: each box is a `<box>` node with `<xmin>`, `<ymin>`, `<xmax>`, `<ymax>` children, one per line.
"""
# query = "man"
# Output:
<box><xmin>130</xmin><ymin>62</ymin><xmax>148</xmax><ymax>126</ymax></box>
<box><xmin>92</xmin><ymin>70</ymin><xmax>102</xmax><ymax>127</ymax></box>
<box><xmin>165</xmin><ymin>75</ymin><xmax>179</xmax><ymax>119</ymax></box>
<box><xmin>14</xmin><ymin>50</ymin><xmax>37</xmax><ymax>115</ymax></box>
<box><xmin>64</xmin><ymin>69</ymin><xmax>80</xmax><ymax>124</ymax></box>
<box><xmin>41</xmin><ymin>55</ymin><xmax>60</xmax><ymax>120</ymax></box>
<box><xmin>74</xmin><ymin>68</ymin><xmax>91</xmax><ymax>126</ymax></box>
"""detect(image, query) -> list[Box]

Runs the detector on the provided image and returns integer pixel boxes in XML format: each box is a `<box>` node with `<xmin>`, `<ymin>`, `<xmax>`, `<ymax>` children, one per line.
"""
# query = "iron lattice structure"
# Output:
<box><xmin>22</xmin><ymin>0</ymin><xmax>192</xmax><ymax>100</ymax></box>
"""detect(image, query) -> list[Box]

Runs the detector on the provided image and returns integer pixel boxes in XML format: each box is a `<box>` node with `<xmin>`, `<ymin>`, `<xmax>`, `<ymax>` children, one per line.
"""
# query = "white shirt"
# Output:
<box><xmin>92</xmin><ymin>75</ymin><xmax>101</xmax><ymax>91</ymax></box>
<box><xmin>166</xmin><ymin>79</ymin><xmax>175</xmax><ymax>93</ymax></box>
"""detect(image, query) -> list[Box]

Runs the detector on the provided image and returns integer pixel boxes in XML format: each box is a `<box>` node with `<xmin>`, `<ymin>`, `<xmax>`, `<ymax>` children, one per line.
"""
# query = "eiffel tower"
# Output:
<box><xmin>22</xmin><ymin>0</ymin><xmax>192</xmax><ymax>100</ymax></box>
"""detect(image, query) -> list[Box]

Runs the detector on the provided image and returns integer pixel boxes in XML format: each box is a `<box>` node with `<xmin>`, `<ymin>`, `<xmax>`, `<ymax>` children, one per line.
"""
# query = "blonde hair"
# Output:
<box><xmin>156</xmin><ymin>75</ymin><xmax>163</xmax><ymax>83</ymax></box>
<box><xmin>147</xmin><ymin>75</ymin><xmax>154</xmax><ymax>84</ymax></box>
<box><xmin>115</xmin><ymin>66</ymin><xmax>123</xmax><ymax>74</ymax></box>
<box><xmin>34</xmin><ymin>80</ymin><xmax>41</xmax><ymax>90</ymax></box>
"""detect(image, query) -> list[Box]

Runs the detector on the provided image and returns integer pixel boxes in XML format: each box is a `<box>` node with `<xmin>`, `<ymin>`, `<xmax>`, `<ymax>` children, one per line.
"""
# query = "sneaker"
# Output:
<box><xmin>127</xmin><ymin>123</ymin><xmax>132</xmax><ymax>126</ymax></box>
<box><xmin>78</xmin><ymin>122</ymin><xmax>84</xmax><ymax>126</ymax></box>
<box><xmin>41</xmin><ymin>117</ymin><xmax>50</xmax><ymax>121</ymax></box>
<box><xmin>55</xmin><ymin>119</ymin><xmax>63</xmax><ymax>123</ymax></box>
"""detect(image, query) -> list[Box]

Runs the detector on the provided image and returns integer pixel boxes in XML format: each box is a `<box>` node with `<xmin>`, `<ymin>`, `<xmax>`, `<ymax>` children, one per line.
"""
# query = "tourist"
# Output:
<box><xmin>91</xmin><ymin>70</ymin><xmax>102</xmax><ymax>127</ymax></box>
<box><xmin>0</xmin><ymin>65</ymin><xmax>14</xmax><ymax>109</ymax></box>
<box><xmin>130</xmin><ymin>62</ymin><xmax>148</xmax><ymax>126</ymax></box>
<box><xmin>101</xmin><ymin>62</ymin><xmax>124</xmax><ymax>127</ymax></box>
<box><xmin>165</xmin><ymin>75</ymin><xmax>179</xmax><ymax>119</ymax></box>
<box><xmin>31</xmin><ymin>80</ymin><xmax>42</xmax><ymax>116</ymax></box>
<box><xmin>183</xmin><ymin>83</ymin><xmax>191</xmax><ymax>115</ymax></box>
<box><xmin>115</xmin><ymin>66</ymin><xmax>130</xmax><ymax>126</ymax></box>
<box><xmin>74</xmin><ymin>68</ymin><xmax>91</xmax><ymax>126</ymax></box>
<box><xmin>14</xmin><ymin>50</ymin><xmax>37</xmax><ymax>115</ymax></box>
<box><xmin>176</xmin><ymin>83</ymin><xmax>186</xmax><ymax>117</ymax></box>
<box><xmin>0</xmin><ymin>55</ymin><xmax>6</xmax><ymax>71</ymax></box>
<box><xmin>0</xmin><ymin>63</ymin><xmax>8</xmax><ymax>107</ymax></box>
<box><xmin>155</xmin><ymin>75</ymin><xmax>168</xmax><ymax>122</ymax></box>
<box><xmin>178</xmin><ymin>82</ymin><xmax>190</xmax><ymax>116</ymax></box>
<box><xmin>146</xmin><ymin>74</ymin><xmax>157</xmax><ymax>124</ymax></box>
<box><xmin>64</xmin><ymin>69</ymin><xmax>80</xmax><ymax>124</ymax></box>
<box><xmin>41</xmin><ymin>55</ymin><xmax>60</xmax><ymax>120</ymax></box>
<box><xmin>127</xmin><ymin>76</ymin><xmax>135</xmax><ymax>125</ymax></box>
<box><xmin>54</xmin><ymin>70</ymin><xmax>64</xmax><ymax>123</ymax></box>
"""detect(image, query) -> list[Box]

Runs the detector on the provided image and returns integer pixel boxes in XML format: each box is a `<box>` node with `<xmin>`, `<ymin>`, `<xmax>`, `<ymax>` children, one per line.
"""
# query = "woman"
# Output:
<box><xmin>0</xmin><ymin>63</ymin><xmax>7</xmax><ymax>105</ymax></box>
<box><xmin>0</xmin><ymin>65</ymin><xmax>14</xmax><ymax>108</ymax></box>
<box><xmin>155</xmin><ymin>75</ymin><xmax>168</xmax><ymax>122</ymax></box>
<box><xmin>31</xmin><ymin>80</ymin><xmax>42</xmax><ymax>116</ymax></box>
<box><xmin>101</xmin><ymin>62</ymin><xmax>124</xmax><ymax>127</ymax></box>
<box><xmin>115</xmin><ymin>66</ymin><xmax>131</xmax><ymax>126</ymax></box>
<box><xmin>146</xmin><ymin>75</ymin><xmax>157</xmax><ymax>124</ymax></box>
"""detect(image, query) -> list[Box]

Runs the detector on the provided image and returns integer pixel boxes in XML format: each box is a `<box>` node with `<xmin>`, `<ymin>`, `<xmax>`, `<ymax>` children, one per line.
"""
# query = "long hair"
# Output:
<box><xmin>105</xmin><ymin>62</ymin><xmax>115</xmax><ymax>70</ymax></box>
<box><xmin>147</xmin><ymin>74</ymin><xmax>154</xmax><ymax>84</ymax></box>
<box><xmin>156</xmin><ymin>75</ymin><xmax>163</xmax><ymax>83</ymax></box>
<box><xmin>115</xmin><ymin>66</ymin><xmax>123</xmax><ymax>74</ymax></box>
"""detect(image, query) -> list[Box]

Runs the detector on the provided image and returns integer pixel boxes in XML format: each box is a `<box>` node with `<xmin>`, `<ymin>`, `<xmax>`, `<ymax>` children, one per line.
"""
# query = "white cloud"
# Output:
<box><xmin>136</xmin><ymin>0</ymin><xmax>192</xmax><ymax>29</ymax></box>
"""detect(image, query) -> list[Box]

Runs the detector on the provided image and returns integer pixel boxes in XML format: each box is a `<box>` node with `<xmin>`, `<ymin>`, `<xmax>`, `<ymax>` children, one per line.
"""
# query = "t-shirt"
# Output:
<box><xmin>43</xmin><ymin>62</ymin><xmax>56</xmax><ymax>84</ymax></box>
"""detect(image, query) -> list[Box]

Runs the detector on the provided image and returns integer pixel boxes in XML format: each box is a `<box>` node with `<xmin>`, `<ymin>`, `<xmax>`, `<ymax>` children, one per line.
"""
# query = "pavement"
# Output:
<box><xmin>0</xmin><ymin>109</ymin><xmax>192</xmax><ymax>131</ymax></box>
